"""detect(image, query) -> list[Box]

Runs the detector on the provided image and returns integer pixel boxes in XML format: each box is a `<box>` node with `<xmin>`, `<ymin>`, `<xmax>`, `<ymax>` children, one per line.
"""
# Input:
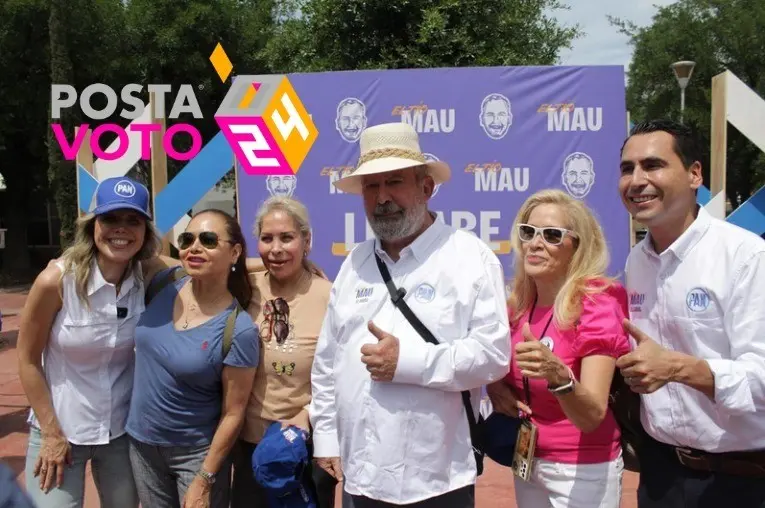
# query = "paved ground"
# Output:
<box><xmin>0</xmin><ymin>288</ymin><xmax>638</xmax><ymax>507</ymax></box>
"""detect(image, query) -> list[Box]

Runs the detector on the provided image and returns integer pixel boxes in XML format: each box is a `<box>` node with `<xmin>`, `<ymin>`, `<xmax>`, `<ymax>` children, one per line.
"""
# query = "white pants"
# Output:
<box><xmin>513</xmin><ymin>454</ymin><xmax>623</xmax><ymax>508</ymax></box>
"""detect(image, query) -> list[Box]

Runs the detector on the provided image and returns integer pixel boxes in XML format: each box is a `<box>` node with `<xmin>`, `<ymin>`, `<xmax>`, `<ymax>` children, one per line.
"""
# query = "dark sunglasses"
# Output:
<box><xmin>260</xmin><ymin>297</ymin><xmax>291</xmax><ymax>344</ymax></box>
<box><xmin>517</xmin><ymin>223</ymin><xmax>577</xmax><ymax>246</ymax></box>
<box><xmin>177</xmin><ymin>231</ymin><xmax>234</xmax><ymax>250</ymax></box>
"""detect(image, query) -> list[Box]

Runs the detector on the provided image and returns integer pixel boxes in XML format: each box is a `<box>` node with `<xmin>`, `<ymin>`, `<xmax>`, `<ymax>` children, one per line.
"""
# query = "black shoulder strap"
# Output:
<box><xmin>373</xmin><ymin>252</ymin><xmax>484</xmax><ymax>475</ymax></box>
<box><xmin>145</xmin><ymin>266</ymin><xmax>187</xmax><ymax>306</ymax></box>
<box><xmin>222</xmin><ymin>303</ymin><xmax>241</xmax><ymax>358</ymax></box>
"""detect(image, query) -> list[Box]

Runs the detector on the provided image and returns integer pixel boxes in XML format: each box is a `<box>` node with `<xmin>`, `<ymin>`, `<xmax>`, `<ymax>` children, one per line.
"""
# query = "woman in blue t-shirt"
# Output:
<box><xmin>125</xmin><ymin>209</ymin><xmax>259</xmax><ymax>508</ymax></box>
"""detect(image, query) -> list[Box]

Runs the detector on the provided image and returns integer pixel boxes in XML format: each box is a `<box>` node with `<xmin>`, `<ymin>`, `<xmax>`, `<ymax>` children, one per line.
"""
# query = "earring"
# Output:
<box><xmin>231</xmin><ymin>265</ymin><xmax>236</xmax><ymax>272</ymax></box>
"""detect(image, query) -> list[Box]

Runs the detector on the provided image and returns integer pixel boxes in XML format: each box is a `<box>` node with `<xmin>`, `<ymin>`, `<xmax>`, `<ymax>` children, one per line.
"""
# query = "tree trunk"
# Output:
<box><xmin>48</xmin><ymin>0</ymin><xmax>77</xmax><ymax>249</ymax></box>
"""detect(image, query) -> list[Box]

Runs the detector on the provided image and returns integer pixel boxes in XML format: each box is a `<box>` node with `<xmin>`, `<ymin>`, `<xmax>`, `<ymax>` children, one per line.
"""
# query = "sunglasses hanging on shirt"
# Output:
<box><xmin>260</xmin><ymin>297</ymin><xmax>295</xmax><ymax>352</ymax></box>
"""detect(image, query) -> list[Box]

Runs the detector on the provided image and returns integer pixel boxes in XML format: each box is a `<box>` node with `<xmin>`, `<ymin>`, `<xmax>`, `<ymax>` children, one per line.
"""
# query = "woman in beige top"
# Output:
<box><xmin>231</xmin><ymin>196</ymin><xmax>337</xmax><ymax>508</ymax></box>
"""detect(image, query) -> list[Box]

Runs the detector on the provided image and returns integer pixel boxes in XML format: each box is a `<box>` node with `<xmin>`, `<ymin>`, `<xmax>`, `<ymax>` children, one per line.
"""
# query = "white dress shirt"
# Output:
<box><xmin>625</xmin><ymin>207</ymin><xmax>765</xmax><ymax>453</ymax></box>
<box><xmin>310</xmin><ymin>215</ymin><xmax>511</xmax><ymax>504</ymax></box>
<box><xmin>28</xmin><ymin>259</ymin><xmax>145</xmax><ymax>445</ymax></box>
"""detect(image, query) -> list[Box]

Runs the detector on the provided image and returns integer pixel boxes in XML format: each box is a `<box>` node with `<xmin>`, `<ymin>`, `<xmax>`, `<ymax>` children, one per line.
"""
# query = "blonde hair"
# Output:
<box><xmin>253</xmin><ymin>196</ymin><xmax>312</xmax><ymax>267</ymax></box>
<box><xmin>61</xmin><ymin>213</ymin><xmax>162</xmax><ymax>307</ymax></box>
<box><xmin>507</xmin><ymin>189</ymin><xmax>614</xmax><ymax>329</ymax></box>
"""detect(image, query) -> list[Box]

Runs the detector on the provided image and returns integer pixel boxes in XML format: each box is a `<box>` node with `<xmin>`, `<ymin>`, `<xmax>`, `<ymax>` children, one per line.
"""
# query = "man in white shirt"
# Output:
<box><xmin>309</xmin><ymin>122</ymin><xmax>511</xmax><ymax>507</ymax></box>
<box><xmin>616</xmin><ymin>119</ymin><xmax>765</xmax><ymax>507</ymax></box>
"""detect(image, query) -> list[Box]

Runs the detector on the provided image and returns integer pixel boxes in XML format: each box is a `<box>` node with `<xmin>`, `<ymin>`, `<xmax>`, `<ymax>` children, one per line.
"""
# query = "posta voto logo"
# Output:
<box><xmin>49</xmin><ymin>43</ymin><xmax>318</xmax><ymax>176</ymax></box>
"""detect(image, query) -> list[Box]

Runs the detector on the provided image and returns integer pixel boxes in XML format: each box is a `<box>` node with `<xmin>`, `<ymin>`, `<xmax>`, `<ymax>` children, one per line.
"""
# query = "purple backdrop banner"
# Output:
<box><xmin>236</xmin><ymin>65</ymin><xmax>630</xmax><ymax>281</ymax></box>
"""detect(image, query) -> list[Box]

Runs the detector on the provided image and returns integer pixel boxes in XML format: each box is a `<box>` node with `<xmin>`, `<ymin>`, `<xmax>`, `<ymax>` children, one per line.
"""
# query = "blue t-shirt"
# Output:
<box><xmin>126</xmin><ymin>268</ymin><xmax>259</xmax><ymax>447</ymax></box>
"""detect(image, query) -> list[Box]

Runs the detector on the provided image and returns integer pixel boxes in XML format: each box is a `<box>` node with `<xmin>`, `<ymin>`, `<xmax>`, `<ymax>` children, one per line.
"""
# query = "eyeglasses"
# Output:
<box><xmin>517</xmin><ymin>223</ymin><xmax>577</xmax><ymax>246</ymax></box>
<box><xmin>260</xmin><ymin>297</ymin><xmax>293</xmax><ymax>346</ymax></box>
<box><xmin>177</xmin><ymin>231</ymin><xmax>234</xmax><ymax>250</ymax></box>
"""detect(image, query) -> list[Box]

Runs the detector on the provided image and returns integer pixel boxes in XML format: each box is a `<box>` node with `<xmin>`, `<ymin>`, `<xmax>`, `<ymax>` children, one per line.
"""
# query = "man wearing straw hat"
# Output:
<box><xmin>309</xmin><ymin>122</ymin><xmax>511</xmax><ymax>507</ymax></box>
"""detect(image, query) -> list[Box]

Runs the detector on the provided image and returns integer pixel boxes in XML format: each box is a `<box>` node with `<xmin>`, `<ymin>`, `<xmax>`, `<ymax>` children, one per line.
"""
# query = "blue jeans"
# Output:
<box><xmin>24</xmin><ymin>427</ymin><xmax>138</xmax><ymax>508</ymax></box>
<box><xmin>128</xmin><ymin>437</ymin><xmax>231</xmax><ymax>508</ymax></box>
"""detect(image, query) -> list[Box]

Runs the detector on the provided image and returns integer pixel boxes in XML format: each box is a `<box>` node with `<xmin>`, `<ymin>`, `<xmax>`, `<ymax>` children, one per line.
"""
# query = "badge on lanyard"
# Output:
<box><xmin>512</xmin><ymin>295</ymin><xmax>551</xmax><ymax>482</ymax></box>
<box><xmin>512</xmin><ymin>419</ymin><xmax>538</xmax><ymax>482</ymax></box>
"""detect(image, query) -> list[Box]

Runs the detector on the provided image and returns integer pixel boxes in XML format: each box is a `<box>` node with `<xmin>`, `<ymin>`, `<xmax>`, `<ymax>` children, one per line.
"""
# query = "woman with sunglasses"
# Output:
<box><xmin>486</xmin><ymin>189</ymin><xmax>630</xmax><ymax>508</ymax></box>
<box><xmin>230</xmin><ymin>196</ymin><xmax>337</xmax><ymax>508</ymax></box>
<box><xmin>17</xmin><ymin>176</ymin><xmax>160</xmax><ymax>508</ymax></box>
<box><xmin>125</xmin><ymin>209</ymin><xmax>259</xmax><ymax>508</ymax></box>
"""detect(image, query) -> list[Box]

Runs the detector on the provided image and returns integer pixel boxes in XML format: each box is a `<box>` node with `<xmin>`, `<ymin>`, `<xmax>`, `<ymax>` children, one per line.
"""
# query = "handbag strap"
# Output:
<box><xmin>373</xmin><ymin>252</ymin><xmax>484</xmax><ymax>470</ymax></box>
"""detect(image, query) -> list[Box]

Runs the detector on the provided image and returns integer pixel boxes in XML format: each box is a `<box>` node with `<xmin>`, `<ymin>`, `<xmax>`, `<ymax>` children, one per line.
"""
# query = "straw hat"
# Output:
<box><xmin>333</xmin><ymin>122</ymin><xmax>451</xmax><ymax>194</ymax></box>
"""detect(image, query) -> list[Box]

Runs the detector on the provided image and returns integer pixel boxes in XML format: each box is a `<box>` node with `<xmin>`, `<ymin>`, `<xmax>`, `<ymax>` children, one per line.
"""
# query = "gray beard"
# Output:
<box><xmin>368</xmin><ymin>200</ymin><xmax>427</xmax><ymax>242</ymax></box>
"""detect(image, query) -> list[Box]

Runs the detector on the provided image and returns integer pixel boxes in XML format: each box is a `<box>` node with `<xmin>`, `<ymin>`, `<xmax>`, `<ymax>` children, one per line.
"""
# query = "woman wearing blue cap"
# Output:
<box><xmin>17</xmin><ymin>176</ymin><xmax>162</xmax><ymax>508</ymax></box>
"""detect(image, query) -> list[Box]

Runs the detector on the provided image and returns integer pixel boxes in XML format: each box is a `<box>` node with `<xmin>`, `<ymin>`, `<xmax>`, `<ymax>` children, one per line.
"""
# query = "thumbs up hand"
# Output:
<box><xmin>361</xmin><ymin>321</ymin><xmax>400</xmax><ymax>382</ymax></box>
<box><xmin>515</xmin><ymin>323</ymin><xmax>570</xmax><ymax>387</ymax></box>
<box><xmin>615</xmin><ymin>319</ymin><xmax>673</xmax><ymax>394</ymax></box>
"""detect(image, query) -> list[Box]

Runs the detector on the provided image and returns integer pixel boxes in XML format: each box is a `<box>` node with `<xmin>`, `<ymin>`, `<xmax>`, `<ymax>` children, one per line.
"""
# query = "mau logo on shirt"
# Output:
<box><xmin>629</xmin><ymin>292</ymin><xmax>645</xmax><ymax>313</ymax></box>
<box><xmin>355</xmin><ymin>287</ymin><xmax>373</xmax><ymax>304</ymax></box>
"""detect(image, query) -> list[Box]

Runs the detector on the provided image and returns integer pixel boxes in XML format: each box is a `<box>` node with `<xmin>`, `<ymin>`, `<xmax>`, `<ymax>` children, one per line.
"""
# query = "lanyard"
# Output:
<box><xmin>522</xmin><ymin>295</ymin><xmax>554</xmax><ymax>411</ymax></box>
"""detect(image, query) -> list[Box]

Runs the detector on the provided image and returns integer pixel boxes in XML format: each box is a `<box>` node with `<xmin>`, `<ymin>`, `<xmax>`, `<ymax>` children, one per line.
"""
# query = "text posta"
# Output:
<box><xmin>50</xmin><ymin>83</ymin><xmax>204</xmax><ymax>161</ymax></box>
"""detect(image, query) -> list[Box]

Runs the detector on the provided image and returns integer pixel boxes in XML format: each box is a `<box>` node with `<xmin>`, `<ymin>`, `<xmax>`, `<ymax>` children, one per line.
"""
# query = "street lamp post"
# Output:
<box><xmin>671</xmin><ymin>60</ymin><xmax>696</xmax><ymax>124</ymax></box>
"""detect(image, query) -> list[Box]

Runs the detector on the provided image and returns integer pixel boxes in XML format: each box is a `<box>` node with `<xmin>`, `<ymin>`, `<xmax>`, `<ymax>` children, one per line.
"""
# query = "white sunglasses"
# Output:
<box><xmin>517</xmin><ymin>223</ymin><xmax>578</xmax><ymax>246</ymax></box>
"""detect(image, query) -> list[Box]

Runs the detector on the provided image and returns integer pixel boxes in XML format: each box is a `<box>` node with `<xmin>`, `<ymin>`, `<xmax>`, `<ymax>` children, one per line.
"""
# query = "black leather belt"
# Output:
<box><xmin>668</xmin><ymin>445</ymin><xmax>765</xmax><ymax>478</ymax></box>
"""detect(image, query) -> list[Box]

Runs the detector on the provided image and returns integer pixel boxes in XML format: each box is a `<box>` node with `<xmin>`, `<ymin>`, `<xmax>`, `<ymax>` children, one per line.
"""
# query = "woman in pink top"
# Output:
<box><xmin>487</xmin><ymin>189</ymin><xmax>630</xmax><ymax>508</ymax></box>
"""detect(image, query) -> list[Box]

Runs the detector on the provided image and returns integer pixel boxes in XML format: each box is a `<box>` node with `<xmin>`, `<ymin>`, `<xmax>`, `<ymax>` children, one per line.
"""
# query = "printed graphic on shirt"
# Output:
<box><xmin>272</xmin><ymin>361</ymin><xmax>296</xmax><ymax>376</ymax></box>
<box><xmin>686</xmin><ymin>287</ymin><xmax>711</xmax><ymax>312</ymax></box>
<box><xmin>629</xmin><ymin>292</ymin><xmax>645</xmax><ymax>314</ymax></box>
<box><xmin>260</xmin><ymin>297</ymin><xmax>297</xmax><ymax>354</ymax></box>
<box><xmin>414</xmin><ymin>283</ymin><xmax>435</xmax><ymax>303</ymax></box>
<box><xmin>355</xmin><ymin>286</ymin><xmax>373</xmax><ymax>304</ymax></box>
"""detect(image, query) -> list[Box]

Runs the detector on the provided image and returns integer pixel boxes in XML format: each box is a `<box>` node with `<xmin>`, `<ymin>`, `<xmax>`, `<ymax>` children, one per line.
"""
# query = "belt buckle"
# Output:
<box><xmin>675</xmin><ymin>447</ymin><xmax>694</xmax><ymax>466</ymax></box>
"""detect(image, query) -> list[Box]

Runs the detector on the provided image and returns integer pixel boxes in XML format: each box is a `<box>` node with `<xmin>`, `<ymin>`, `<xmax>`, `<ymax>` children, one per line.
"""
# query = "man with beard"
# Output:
<box><xmin>309</xmin><ymin>122</ymin><xmax>511</xmax><ymax>507</ymax></box>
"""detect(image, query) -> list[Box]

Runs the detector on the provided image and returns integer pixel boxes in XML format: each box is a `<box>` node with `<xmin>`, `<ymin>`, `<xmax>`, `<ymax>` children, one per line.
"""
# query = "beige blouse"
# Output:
<box><xmin>240</xmin><ymin>270</ymin><xmax>331</xmax><ymax>443</ymax></box>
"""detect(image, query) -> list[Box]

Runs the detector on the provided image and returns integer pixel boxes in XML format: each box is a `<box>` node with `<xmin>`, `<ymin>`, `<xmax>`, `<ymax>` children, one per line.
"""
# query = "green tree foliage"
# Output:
<box><xmin>0</xmin><ymin>0</ymin><xmax>581</xmax><ymax>277</ymax></box>
<box><xmin>48</xmin><ymin>0</ymin><xmax>133</xmax><ymax>248</ymax></box>
<box><xmin>0</xmin><ymin>0</ymin><xmax>51</xmax><ymax>274</ymax></box>
<box><xmin>123</xmin><ymin>0</ymin><xmax>276</xmax><ymax>182</ymax></box>
<box><xmin>262</xmin><ymin>0</ymin><xmax>581</xmax><ymax>72</ymax></box>
<box><xmin>611</xmin><ymin>0</ymin><xmax>765</xmax><ymax>208</ymax></box>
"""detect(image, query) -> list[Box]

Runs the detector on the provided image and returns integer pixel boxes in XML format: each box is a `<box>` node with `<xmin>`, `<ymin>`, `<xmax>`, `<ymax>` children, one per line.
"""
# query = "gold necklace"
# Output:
<box><xmin>182</xmin><ymin>303</ymin><xmax>197</xmax><ymax>329</ymax></box>
<box><xmin>181</xmin><ymin>291</ymin><xmax>227</xmax><ymax>330</ymax></box>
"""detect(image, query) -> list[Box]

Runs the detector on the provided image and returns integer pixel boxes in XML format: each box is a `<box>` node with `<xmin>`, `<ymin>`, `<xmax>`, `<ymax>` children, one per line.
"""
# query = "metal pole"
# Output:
<box><xmin>680</xmin><ymin>88</ymin><xmax>686</xmax><ymax>124</ymax></box>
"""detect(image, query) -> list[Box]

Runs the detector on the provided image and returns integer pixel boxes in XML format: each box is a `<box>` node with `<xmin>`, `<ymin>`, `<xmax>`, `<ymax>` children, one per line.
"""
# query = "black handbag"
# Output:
<box><xmin>374</xmin><ymin>253</ymin><xmax>485</xmax><ymax>476</ymax></box>
<box><xmin>608</xmin><ymin>369</ymin><xmax>646</xmax><ymax>472</ymax></box>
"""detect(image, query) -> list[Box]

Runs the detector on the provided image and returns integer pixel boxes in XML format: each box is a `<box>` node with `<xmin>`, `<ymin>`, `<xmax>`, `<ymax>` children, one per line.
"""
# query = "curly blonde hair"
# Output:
<box><xmin>507</xmin><ymin>189</ymin><xmax>615</xmax><ymax>329</ymax></box>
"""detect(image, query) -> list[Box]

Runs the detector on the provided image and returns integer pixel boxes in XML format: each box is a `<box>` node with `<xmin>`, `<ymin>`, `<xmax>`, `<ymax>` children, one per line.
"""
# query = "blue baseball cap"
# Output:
<box><xmin>89</xmin><ymin>176</ymin><xmax>152</xmax><ymax>220</ymax></box>
<box><xmin>479</xmin><ymin>411</ymin><xmax>522</xmax><ymax>467</ymax></box>
<box><xmin>252</xmin><ymin>422</ymin><xmax>316</xmax><ymax>508</ymax></box>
